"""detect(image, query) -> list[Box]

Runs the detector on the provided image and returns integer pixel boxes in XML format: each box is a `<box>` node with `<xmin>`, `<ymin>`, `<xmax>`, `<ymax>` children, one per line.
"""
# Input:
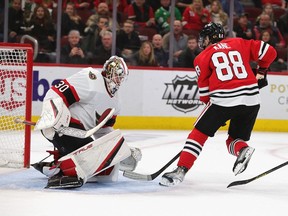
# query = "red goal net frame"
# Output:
<box><xmin>0</xmin><ymin>42</ymin><xmax>33</xmax><ymax>168</ymax></box>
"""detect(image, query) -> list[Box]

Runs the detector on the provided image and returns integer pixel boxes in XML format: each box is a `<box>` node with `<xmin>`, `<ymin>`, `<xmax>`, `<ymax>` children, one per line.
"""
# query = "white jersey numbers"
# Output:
<box><xmin>195</xmin><ymin>65</ymin><xmax>201</xmax><ymax>78</ymax></box>
<box><xmin>54</xmin><ymin>80</ymin><xmax>70</xmax><ymax>93</ymax></box>
<box><xmin>212</xmin><ymin>51</ymin><xmax>248</xmax><ymax>81</ymax></box>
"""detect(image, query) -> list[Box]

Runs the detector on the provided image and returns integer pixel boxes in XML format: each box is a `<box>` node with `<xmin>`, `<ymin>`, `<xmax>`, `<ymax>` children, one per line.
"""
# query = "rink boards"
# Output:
<box><xmin>24</xmin><ymin>65</ymin><xmax>288</xmax><ymax>132</ymax></box>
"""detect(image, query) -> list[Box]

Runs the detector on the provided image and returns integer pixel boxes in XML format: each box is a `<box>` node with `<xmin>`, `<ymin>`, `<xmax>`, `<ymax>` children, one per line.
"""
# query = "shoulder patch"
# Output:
<box><xmin>89</xmin><ymin>71</ymin><xmax>97</xmax><ymax>80</ymax></box>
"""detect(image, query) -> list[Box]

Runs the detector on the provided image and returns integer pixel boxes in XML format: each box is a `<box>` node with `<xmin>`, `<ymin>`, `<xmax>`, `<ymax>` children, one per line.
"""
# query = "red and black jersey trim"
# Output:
<box><xmin>52</xmin><ymin>79</ymin><xmax>80</xmax><ymax>107</ymax></box>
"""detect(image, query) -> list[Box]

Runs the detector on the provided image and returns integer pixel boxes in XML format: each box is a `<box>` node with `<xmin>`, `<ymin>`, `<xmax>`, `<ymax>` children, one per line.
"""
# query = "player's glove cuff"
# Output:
<box><xmin>258</xmin><ymin>67</ymin><xmax>268</xmax><ymax>75</ymax></box>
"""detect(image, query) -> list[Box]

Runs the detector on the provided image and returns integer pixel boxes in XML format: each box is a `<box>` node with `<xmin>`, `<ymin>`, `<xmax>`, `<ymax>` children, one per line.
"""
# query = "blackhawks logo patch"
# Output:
<box><xmin>89</xmin><ymin>71</ymin><xmax>97</xmax><ymax>80</ymax></box>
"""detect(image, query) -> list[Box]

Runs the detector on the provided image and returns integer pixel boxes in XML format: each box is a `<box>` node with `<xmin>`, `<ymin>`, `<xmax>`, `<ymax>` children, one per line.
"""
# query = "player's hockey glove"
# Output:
<box><xmin>252</xmin><ymin>68</ymin><xmax>268</xmax><ymax>89</ymax></box>
<box><xmin>256</xmin><ymin>67</ymin><xmax>268</xmax><ymax>80</ymax></box>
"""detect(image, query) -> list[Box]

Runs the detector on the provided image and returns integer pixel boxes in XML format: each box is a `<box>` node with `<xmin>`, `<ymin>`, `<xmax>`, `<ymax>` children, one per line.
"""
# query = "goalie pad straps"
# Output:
<box><xmin>58</xmin><ymin>129</ymin><xmax>131</xmax><ymax>183</ymax></box>
<box><xmin>35</xmin><ymin>97</ymin><xmax>71</xmax><ymax>131</ymax></box>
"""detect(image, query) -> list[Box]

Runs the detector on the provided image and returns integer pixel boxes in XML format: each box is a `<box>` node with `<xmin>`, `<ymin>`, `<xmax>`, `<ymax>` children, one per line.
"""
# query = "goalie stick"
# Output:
<box><xmin>14</xmin><ymin>108</ymin><xmax>115</xmax><ymax>139</ymax></box>
<box><xmin>123</xmin><ymin>151</ymin><xmax>181</xmax><ymax>181</ymax></box>
<box><xmin>227</xmin><ymin>160</ymin><xmax>288</xmax><ymax>188</ymax></box>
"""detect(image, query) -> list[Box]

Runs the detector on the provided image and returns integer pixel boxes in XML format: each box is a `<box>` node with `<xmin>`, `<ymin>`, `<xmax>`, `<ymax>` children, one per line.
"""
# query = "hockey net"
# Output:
<box><xmin>0</xmin><ymin>43</ymin><xmax>33</xmax><ymax>168</ymax></box>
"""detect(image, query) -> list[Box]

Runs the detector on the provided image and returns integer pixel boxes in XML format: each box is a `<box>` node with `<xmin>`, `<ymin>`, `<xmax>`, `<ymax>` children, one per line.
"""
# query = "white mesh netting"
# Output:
<box><xmin>0</xmin><ymin>48</ymin><xmax>30</xmax><ymax>168</ymax></box>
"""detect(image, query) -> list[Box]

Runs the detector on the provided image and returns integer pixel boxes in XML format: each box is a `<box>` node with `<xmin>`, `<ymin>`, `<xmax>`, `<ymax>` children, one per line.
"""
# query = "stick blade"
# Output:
<box><xmin>227</xmin><ymin>179</ymin><xmax>252</xmax><ymax>188</ymax></box>
<box><xmin>123</xmin><ymin>171</ymin><xmax>153</xmax><ymax>181</ymax></box>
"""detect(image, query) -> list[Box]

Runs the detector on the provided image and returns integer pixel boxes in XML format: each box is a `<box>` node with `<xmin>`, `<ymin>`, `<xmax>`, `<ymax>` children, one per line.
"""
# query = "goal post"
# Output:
<box><xmin>0</xmin><ymin>42</ymin><xmax>33</xmax><ymax>168</ymax></box>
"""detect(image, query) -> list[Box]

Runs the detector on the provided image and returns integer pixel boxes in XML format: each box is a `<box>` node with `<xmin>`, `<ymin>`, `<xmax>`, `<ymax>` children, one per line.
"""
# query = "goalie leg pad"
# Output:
<box><xmin>88</xmin><ymin>164</ymin><xmax>120</xmax><ymax>183</ymax></box>
<box><xmin>58</xmin><ymin>129</ymin><xmax>131</xmax><ymax>184</ymax></box>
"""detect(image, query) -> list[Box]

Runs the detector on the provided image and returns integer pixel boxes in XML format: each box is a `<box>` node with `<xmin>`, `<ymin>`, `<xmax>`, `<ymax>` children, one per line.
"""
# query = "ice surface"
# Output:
<box><xmin>0</xmin><ymin>130</ymin><xmax>288</xmax><ymax>216</ymax></box>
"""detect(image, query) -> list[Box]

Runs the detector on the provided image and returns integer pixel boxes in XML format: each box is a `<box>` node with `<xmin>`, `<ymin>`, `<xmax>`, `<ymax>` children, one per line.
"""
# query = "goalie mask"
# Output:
<box><xmin>102</xmin><ymin>56</ymin><xmax>129</xmax><ymax>96</ymax></box>
<box><xmin>198</xmin><ymin>22</ymin><xmax>225</xmax><ymax>49</ymax></box>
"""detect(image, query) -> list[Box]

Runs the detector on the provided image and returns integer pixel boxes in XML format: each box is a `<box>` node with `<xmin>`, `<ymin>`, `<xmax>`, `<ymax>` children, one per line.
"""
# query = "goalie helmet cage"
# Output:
<box><xmin>0</xmin><ymin>42</ymin><xmax>33</xmax><ymax>168</ymax></box>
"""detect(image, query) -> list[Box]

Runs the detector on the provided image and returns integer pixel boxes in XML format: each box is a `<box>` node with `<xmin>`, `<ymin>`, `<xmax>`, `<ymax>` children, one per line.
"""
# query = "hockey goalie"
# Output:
<box><xmin>32</xmin><ymin>56</ymin><xmax>142</xmax><ymax>189</ymax></box>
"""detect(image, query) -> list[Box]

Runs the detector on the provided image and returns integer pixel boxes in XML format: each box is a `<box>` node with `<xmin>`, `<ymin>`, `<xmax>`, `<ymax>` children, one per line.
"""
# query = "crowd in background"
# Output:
<box><xmin>0</xmin><ymin>0</ymin><xmax>288</xmax><ymax>71</ymax></box>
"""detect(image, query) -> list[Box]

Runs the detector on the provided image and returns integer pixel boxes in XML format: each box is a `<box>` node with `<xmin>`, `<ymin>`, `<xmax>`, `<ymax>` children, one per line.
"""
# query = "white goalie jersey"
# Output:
<box><xmin>43</xmin><ymin>67</ymin><xmax>121</xmax><ymax>135</ymax></box>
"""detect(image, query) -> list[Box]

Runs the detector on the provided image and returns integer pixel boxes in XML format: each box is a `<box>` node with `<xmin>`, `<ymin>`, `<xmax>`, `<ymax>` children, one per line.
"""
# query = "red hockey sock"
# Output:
<box><xmin>177</xmin><ymin>128</ymin><xmax>208</xmax><ymax>170</ymax></box>
<box><xmin>226</xmin><ymin>135</ymin><xmax>248</xmax><ymax>156</ymax></box>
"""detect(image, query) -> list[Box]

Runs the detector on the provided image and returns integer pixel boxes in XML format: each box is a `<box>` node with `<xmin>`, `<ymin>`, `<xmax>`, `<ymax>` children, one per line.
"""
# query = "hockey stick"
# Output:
<box><xmin>14</xmin><ymin>108</ymin><xmax>115</xmax><ymax>139</ymax></box>
<box><xmin>227</xmin><ymin>160</ymin><xmax>288</xmax><ymax>188</ymax></box>
<box><xmin>123</xmin><ymin>151</ymin><xmax>181</xmax><ymax>181</ymax></box>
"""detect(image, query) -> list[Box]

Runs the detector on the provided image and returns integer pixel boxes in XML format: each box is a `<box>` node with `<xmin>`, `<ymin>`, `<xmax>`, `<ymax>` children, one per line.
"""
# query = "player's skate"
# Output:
<box><xmin>233</xmin><ymin>146</ymin><xmax>255</xmax><ymax>176</ymax></box>
<box><xmin>159</xmin><ymin>166</ymin><xmax>188</xmax><ymax>187</ymax></box>
<box><xmin>119</xmin><ymin>147</ymin><xmax>142</xmax><ymax>171</ymax></box>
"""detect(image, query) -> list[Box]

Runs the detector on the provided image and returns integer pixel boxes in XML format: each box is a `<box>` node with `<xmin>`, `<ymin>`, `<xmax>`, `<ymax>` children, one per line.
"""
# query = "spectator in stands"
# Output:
<box><xmin>129</xmin><ymin>40</ymin><xmax>158</xmax><ymax>66</ymax></box>
<box><xmin>86</xmin><ymin>2</ymin><xmax>120</xmax><ymax>32</ymax></box>
<box><xmin>260</xmin><ymin>0</ymin><xmax>286</xmax><ymax>8</ymax></box>
<box><xmin>259</xmin><ymin>30</ymin><xmax>287</xmax><ymax>71</ymax></box>
<box><xmin>82</xmin><ymin>15</ymin><xmax>110</xmax><ymax>62</ymax></box>
<box><xmin>155</xmin><ymin>0</ymin><xmax>182</xmax><ymax>35</ymax></box>
<box><xmin>116</xmin><ymin>20</ymin><xmax>141</xmax><ymax>60</ymax></box>
<box><xmin>251</xmin><ymin>0</ymin><xmax>263</xmax><ymax>8</ymax></box>
<box><xmin>22</xmin><ymin>0</ymin><xmax>36</xmax><ymax>25</ymax></box>
<box><xmin>255</xmin><ymin>3</ymin><xmax>277</xmax><ymax>27</ymax></box>
<box><xmin>208</xmin><ymin>0</ymin><xmax>229</xmax><ymax>35</ymax></box>
<box><xmin>34</xmin><ymin>0</ymin><xmax>55</xmax><ymax>14</ymax></box>
<box><xmin>182</xmin><ymin>0</ymin><xmax>211</xmax><ymax>31</ymax></box>
<box><xmin>176</xmin><ymin>0</ymin><xmax>193</xmax><ymax>15</ymax></box>
<box><xmin>93</xmin><ymin>0</ymin><xmax>128</xmax><ymax>20</ymax></box>
<box><xmin>253</xmin><ymin>13</ymin><xmax>286</xmax><ymax>48</ymax></box>
<box><xmin>233</xmin><ymin>12</ymin><xmax>255</xmax><ymax>40</ymax></box>
<box><xmin>60</xmin><ymin>29</ymin><xmax>87</xmax><ymax>64</ymax></box>
<box><xmin>28</xmin><ymin>4</ymin><xmax>56</xmax><ymax>62</ymax></box>
<box><xmin>178</xmin><ymin>35</ymin><xmax>201</xmax><ymax>68</ymax></box>
<box><xmin>62</xmin><ymin>0</ymin><xmax>94</xmax><ymax>11</ymax></box>
<box><xmin>152</xmin><ymin>34</ymin><xmax>169</xmax><ymax>67</ymax></box>
<box><xmin>146</xmin><ymin>0</ymin><xmax>162</xmax><ymax>12</ymax></box>
<box><xmin>127</xmin><ymin>0</ymin><xmax>156</xmax><ymax>29</ymax></box>
<box><xmin>220</xmin><ymin>0</ymin><xmax>244</xmax><ymax>17</ymax></box>
<box><xmin>277</xmin><ymin>9</ymin><xmax>288</xmax><ymax>36</ymax></box>
<box><xmin>61</xmin><ymin>2</ymin><xmax>85</xmax><ymax>36</ymax></box>
<box><xmin>8</xmin><ymin>0</ymin><xmax>24</xmax><ymax>43</ymax></box>
<box><xmin>162</xmin><ymin>20</ymin><xmax>188</xmax><ymax>67</ymax></box>
<box><xmin>92</xmin><ymin>30</ymin><xmax>122</xmax><ymax>65</ymax></box>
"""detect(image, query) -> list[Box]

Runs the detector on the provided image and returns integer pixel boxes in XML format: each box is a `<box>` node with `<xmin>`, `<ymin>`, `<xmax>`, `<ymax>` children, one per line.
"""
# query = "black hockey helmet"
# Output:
<box><xmin>198</xmin><ymin>22</ymin><xmax>225</xmax><ymax>49</ymax></box>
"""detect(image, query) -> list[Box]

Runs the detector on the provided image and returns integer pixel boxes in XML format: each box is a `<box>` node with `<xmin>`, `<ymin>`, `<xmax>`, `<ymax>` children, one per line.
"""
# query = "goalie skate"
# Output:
<box><xmin>159</xmin><ymin>166</ymin><xmax>188</xmax><ymax>187</ymax></box>
<box><xmin>233</xmin><ymin>147</ymin><xmax>255</xmax><ymax>176</ymax></box>
<box><xmin>45</xmin><ymin>174</ymin><xmax>83</xmax><ymax>189</ymax></box>
<box><xmin>31</xmin><ymin>161</ymin><xmax>61</xmax><ymax>177</ymax></box>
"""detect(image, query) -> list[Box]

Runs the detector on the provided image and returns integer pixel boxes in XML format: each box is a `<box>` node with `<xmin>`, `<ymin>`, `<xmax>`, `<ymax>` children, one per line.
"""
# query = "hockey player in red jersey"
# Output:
<box><xmin>160</xmin><ymin>22</ymin><xmax>277</xmax><ymax>186</ymax></box>
<box><xmin>32</xmin><ymin>56</ymin><xmax>142</xmax><ymax>189</ymax></box>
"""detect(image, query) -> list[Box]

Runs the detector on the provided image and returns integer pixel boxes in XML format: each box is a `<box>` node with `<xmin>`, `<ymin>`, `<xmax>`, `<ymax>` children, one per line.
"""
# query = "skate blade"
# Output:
<box><xmin>234</xmin><ymin>147</ymin><xmax>255</xmax><ymax>176</ymax></box>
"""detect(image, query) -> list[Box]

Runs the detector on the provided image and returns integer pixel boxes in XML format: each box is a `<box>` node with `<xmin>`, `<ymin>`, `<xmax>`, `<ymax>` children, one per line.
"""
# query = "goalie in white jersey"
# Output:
<box><xmin>33</xmin><ymin>56</ymin><xmax>142</xmax><ymax>189</ymax></box>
